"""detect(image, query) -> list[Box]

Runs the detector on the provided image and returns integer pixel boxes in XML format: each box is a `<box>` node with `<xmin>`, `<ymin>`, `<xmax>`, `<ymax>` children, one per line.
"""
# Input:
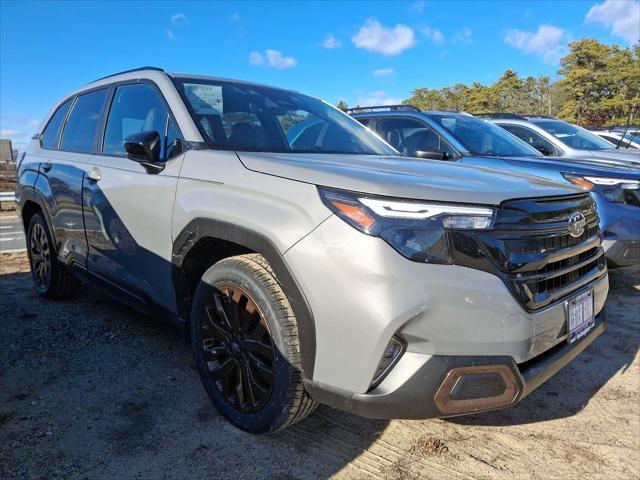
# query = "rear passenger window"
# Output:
<box><xmin>60</xmin><ymin>89</ymin><xmax>109</xmax><ymax>153</ymax></box>
<box><xmin>40</xmin><ymin>99</ymin><xmax>72</xmax><ymax>149</ymax></box>
<box><xmin>103</xmin><ymin>83</ymin><xmax>173</xmax><ymax>159</ymax></box>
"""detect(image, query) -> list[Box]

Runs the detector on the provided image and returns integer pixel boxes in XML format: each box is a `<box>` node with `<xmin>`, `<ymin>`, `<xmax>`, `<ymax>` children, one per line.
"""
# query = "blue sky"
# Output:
<box><xmin>1</xmin><ymin>0</ymin><xmax>639</xmax><ymax>149</ymax></box>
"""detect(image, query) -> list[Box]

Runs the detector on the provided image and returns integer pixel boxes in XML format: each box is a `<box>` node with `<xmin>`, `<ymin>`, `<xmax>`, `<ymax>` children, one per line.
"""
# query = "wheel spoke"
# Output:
<box><xmin>248</xmin><ymin>353</ymin><xmax>274</xmax><ymax>382</ymax></box>
<box><xmin>209</xmin><ymin>357</ymin><xmax>235</xmax><ymax>382</ymax></box>
<box><xmin>205</xmin><ymin>305</ymin><xmax>232</xmax><ymax>338</ymax></box>
<box><xmin>240</xmin><ymin>360</ymin><xmax>257</xmax><ymax>408</ymax></box>
<box><xmin>212</xmin><ymin>294</ymin><xmax>235</xmax><ymax>334</ymax></box>
<box><xmin>241</xmin><ymin>339</ymin><xmax>274</xmax><ymax>361</ymax></box>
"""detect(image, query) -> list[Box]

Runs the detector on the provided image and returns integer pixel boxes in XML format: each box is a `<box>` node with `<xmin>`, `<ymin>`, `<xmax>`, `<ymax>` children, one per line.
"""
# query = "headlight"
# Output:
<box><xmin>563</xmin><ymin>174</ymin><xmax>640</xmax><ymax>206</ymax></box>
<box><xmin>318</xmin><ymin>187</ymin><xmax>495</xmax><ymax>264</ymax></box>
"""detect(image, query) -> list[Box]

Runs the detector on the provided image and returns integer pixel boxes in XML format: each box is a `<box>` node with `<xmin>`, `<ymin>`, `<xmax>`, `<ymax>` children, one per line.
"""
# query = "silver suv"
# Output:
<box><xmin>17</xmin><ymin>68</ymin><xmax>609</xmax><ymax>433</ymax></box>
<box><xmin>483</xmin><ymin>114</ymin><xmax>640</xmax><ymax>165</ymax></box>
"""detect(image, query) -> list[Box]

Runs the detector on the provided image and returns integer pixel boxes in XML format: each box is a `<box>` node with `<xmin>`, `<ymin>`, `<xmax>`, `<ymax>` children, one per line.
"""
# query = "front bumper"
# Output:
<box><xmin>307</xmin><ymin>308</ymin><xmax>606</xmax><ymax>419</ymax></box>
<box><xmin>286</xmin><ymin>215</ymin><xmax>608</xmax><ymax>395</ymax></box>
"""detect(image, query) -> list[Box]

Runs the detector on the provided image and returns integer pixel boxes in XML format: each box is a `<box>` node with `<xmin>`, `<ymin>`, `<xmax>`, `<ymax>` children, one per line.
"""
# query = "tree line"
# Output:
<box><xmin>339</xmin><ymin>39</ymin><xmax>639</xmax><ymax>128</ymax></box>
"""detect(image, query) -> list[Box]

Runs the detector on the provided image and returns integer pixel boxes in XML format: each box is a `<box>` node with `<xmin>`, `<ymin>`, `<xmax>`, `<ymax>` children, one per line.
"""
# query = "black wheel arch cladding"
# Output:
<box><xmin>172</xmin><ymin>218</ymin><xmax>317</xmax><ymax>379</ymax></box>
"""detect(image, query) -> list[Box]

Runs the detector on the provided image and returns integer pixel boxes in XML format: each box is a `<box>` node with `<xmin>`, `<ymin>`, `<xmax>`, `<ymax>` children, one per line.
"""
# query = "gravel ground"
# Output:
<box><xmin>1</xmin><ymin>251</ymin><xmax>638</xmax><ymax>480</ymax></box>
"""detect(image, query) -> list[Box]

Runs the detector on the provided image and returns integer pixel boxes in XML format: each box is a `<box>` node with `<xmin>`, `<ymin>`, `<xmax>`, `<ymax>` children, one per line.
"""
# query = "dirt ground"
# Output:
<box><xmin>1</xmin><ymin>251</ymin><xmax>638</xmax><ymax>480</ymax></box>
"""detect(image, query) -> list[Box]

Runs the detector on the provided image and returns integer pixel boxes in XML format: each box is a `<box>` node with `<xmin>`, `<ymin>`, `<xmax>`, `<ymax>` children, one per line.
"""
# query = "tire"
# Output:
<box><xmin>26</xmin><ymin>212</ymin><xmax>77</xmax><ymax>299</ymax></box>
<box><xmin>190</xmin><ymin>253</ymin><xmax>318</xmax><ymax>433</ymax></box>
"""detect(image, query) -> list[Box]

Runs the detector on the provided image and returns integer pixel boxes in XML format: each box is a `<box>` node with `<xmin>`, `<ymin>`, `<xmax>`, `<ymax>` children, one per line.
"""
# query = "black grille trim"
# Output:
<box><xmin>453</xmin><ymin>193</ymin><xmax>607</xmax><ymax>311</ymax></box>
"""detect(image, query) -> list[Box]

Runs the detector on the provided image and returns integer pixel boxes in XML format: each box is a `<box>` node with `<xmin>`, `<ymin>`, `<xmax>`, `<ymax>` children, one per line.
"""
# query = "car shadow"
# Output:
<box><xmin>447</xmin><ymin>266</ymin><xmax>639</xmax><ymax>427</ymax></box>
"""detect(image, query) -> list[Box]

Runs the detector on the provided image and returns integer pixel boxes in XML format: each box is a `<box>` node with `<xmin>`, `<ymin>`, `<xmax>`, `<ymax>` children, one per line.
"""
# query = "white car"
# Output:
<box><xmin>590</xmin><ymin>130</ymin><xmax>640</xmax><ymax>150</ymax></box>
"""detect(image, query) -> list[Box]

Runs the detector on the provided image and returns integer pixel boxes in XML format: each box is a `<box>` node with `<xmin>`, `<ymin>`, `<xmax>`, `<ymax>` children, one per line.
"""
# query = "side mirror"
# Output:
<box><xmin>124</xmin><ymin>131</ymin><xmax>164</xmax><ymax>173</ymax></box>
<box><xmin>414</xmin><ymin>150</ymin><xmax>447</xmax><ymax>160</ymax></box>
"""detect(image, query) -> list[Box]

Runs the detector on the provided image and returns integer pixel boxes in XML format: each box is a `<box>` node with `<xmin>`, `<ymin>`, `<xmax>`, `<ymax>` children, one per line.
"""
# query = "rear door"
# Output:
<box><xmin>82</xmin><ymin>81</ymin><xmax>185</xmax><ymax>314</ymax></box>
<box><xmin>38</xmin><ymin>89</ymin><xmax>110</xmax><ymax>278</ymax></box>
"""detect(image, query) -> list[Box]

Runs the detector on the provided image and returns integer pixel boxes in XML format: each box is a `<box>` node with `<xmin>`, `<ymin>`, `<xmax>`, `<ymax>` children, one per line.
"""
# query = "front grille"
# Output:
<box><xmin>471</xmin><ymin>193</ymin><xmax>607</xmax><ymax>311</ymax></box>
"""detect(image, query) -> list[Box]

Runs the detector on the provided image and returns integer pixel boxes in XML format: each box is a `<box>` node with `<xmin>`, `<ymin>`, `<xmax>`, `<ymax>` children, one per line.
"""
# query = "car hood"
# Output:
<box><xmin>495</xmin><ymin>155</ymin><xmax>640</xmax><ymax>178</ymax></box>
<box><xmin>237</xmin><ymin>152</ymin><xmax>582</xmax><ymax>205</ymax></box>
<box><xmin>581</xmin><ymin>149</ymin><xmax>640</xmax><ymax>164</ymax></box>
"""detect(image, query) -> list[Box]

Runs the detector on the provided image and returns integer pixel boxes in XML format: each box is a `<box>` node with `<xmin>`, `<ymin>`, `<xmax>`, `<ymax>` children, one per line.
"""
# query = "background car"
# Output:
<box><xmin>478</xmin><ymin>113</ymin><xmax>640</xmax><ymax>164</ymax></box>
<box><xmin>590</xmin><ymin>129</ymin><xmax>640</xmax><ymax>149</ymax></box>
<box><xmin>349</xmin><ymin>106</ymin><xmax>640</xmax><ymax>268</ymax></box>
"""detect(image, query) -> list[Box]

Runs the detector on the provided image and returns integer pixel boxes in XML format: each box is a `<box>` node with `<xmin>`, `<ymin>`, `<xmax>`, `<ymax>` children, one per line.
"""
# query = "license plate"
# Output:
<box><xmin>567</xmin><ymin>290</ymin><xmax>595</xmax><ymax>344</ymax></box>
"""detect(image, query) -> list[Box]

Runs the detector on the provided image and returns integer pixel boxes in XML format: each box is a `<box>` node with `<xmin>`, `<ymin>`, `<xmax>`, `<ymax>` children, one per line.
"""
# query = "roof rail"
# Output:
<box><xmin>474</xmin><ymin>112</ymin><xmax>526</xmax><ymax>120</ymax></box>
<box><xmin>89</xmin><ymin>66</ymin><xmax>166</xmax><ymax>84</ymax></box>
<box><xmin>344</xmin><ymin>104</ymin><xmax>421</xmax><ymax>114</ymax></box>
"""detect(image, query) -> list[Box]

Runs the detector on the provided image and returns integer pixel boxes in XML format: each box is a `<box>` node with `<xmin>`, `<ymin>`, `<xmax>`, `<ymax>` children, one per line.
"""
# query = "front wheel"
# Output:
<box><xmin>191</xmin><ymin>253</ymin><xmax>317</xmax><ymax>433</ymax></box>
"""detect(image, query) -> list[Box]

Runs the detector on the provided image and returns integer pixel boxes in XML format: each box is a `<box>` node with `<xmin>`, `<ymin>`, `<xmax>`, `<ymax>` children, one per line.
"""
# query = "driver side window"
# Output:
<box><xmin>376</xmin><ymin>118</ymin><xmax>456</xmax><ymax>159</ymax></box>
<box><xmin>103</xmin><ymin>83</ymin><xmax>180</xmax><ymax>160</ymax></box>
<box><xmin>499</xmin><ymin>124</ymin><xmax>560</xmax><ymax>156</ymax></box>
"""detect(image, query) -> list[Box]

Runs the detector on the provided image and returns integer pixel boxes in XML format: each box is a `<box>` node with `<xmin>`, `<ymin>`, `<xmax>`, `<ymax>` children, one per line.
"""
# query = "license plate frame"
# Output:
<box><xmin>567</xmin><ymin>289</ymin><xmax>595</xmax><ymax>344</ymax></box>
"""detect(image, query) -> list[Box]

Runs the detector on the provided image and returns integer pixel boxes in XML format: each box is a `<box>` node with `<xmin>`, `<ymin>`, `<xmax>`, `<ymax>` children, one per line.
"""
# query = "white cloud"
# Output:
<box><xmin>352</xmin><ymin>18</ymin><xmax>416</xmax><ymax>56</ymax></box>
<box><xmin>228</xmin><ymin>13</ymin><xmax>241</xmax><ymax>23</ymax></box>
<box><xmin>453</xmin><ymin>26</ymin><xmax>473</xmax><ymax>43</ymax></box>
<box><xmin>373</xmin><ymin>68</ymin><xmax>394</xmax><ymax>77</ymax></box>
<box><xmin>166</xmin><ymin>29</ymin><xmax>175</xmax><ymax>40</ymax></box>
<box><xmin>249</xmin><ymin>49</ymin><xmax>297</xmax><ymax>68</ymax></box>
<box><xmin>170</xmin><ymin>13</ymin><xmax>188</xmax><ymax>25</ymax></box>
<box><xmin>322</xmin><ymin>34</ymin><xmax>342</xmax><ymax>49</ymax></box>
<box><xmin>505</xmin><ymin>24</ymin><xmax>568</xmax><ymax>65</ymax></box>
<box><xmin>422</xmin><ymin>26</ymin><xmax>444</xmax><ymax>44</ymax></box>
<box><xmin>357</xmin><ymin>90</ymin><xmax>402</xmax><ymax>107</ymax></box>
<box><xmin>586</xmin><ymin>0</ymin><xmax>640</xmax><ymax>43</ymax></box>
<box><xmin>28</xmin><ymin>119</ymin><xmax>40</xmax><ymax>127</ymax></box>
<box><xmin>248</xmin><ymin>51</ymin><xmax>264</xmax><ymax>65</ymax></box>
<box><xmin>0</xmin><ymin>129</ymin><xmax>26</xmax><ymax>140</ymax></box>
<box><xmin>412</xmin><ymin>1</ymin><xmax>427</xmax><ymax>12</ymax></box>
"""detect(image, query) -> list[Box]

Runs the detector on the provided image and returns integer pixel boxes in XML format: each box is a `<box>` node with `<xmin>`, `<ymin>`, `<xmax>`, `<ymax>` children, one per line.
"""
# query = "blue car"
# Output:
<box><xmin>350</xmin><ymin>106</ymin><xmax>640</xmax><ymax>267</ymax></box>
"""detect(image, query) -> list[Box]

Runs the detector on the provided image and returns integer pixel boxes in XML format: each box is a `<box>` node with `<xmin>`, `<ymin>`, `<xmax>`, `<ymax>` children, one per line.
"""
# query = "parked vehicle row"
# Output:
<box><xmin>16</xmin><ymin>68</ymin><xmax>629</xmax><ymax>434</ymax></box>
<box><xmin>350</xmin><ymin>106</ymin><xmax>639</xmax><ymax>268</ymax></box>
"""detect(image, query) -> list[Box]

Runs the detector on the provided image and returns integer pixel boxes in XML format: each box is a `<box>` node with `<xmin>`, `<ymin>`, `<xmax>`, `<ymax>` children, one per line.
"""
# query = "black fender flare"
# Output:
<box><xmin>172</xmin><ymin>218</ymin><xmax>317</xmax><ymax>378</ymax></box>
<box><xmin>17</xmin><ymin>186</ymin><xmax>58</xmax><ymax>249</ymax></box>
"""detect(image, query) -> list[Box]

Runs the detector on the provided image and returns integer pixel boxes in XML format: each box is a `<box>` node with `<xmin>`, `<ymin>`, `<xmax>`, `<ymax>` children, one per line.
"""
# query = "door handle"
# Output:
<box><xmin>41</xmin><ymin>160</ymin><xmax>52</xmax><ymax>172</ymax></box>
<box><xmin>86</xmin><ymin>167</ymin><xmax>102</xmax><ymax>182</ymax></box>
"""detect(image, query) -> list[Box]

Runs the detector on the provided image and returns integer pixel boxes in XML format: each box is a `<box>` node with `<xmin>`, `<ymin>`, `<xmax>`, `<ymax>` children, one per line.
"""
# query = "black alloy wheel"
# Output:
<box><xmin>29</xmin><ymin>222</ymin><xmax>51</xmax><ymax>290</ymax></box>
<box><xmin>200</xmin><ymin>283</ymin><xmax>276</xmax><ymax>413</ymax></box>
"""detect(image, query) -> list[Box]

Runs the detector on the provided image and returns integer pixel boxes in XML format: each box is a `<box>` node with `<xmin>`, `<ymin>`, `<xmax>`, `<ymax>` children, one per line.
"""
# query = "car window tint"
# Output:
<box><xmin>499</xmin><ymin>124</ymin><xmax>559</xmax><ymax>156</ymax></box>
<box><xmin>376</xmin><ymin>118</ymin><xmax>456</xmax><ymax>158</ymax></box>
<box><xmin>104</xmin><ymin>84</ymin><xmax>170</xmax><ymax>158</ymax></box>
<box><xmin>60</xmin><ymin>89</ymin><xmax>109</xmax><ymax>153</ymax></box>
<box><xmin>41</xmin><ymin>99</ymin><xmax>73</xmax><ymax>149</ymax></box>
<box><xmin>176</xmin><ymin>80</ymin><xmax>396</xmax><ymax>155</ymax></box>
<box><xmin>534</xmin><ymin>120</ymin><xmax>614</xmax><ymax>151</ymax></box>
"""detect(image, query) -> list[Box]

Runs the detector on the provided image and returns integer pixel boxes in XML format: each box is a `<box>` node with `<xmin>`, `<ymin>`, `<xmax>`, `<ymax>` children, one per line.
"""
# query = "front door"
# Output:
<box><xmin>82</xmin><ymin>82</ymin><xmax>184</xmax><ymax>314</ymax></box>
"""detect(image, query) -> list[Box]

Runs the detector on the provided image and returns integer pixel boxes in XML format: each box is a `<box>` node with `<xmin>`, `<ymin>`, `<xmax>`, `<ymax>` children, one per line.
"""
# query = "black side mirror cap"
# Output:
<box><xmin>124</xmin><ymin>131</ymin><xmax>164</xmax><ymax>174</ymax></box>
<box><xmin>414</xmin><ymin>150</ymin><xmax>448</xmax><ymax>160</ymax></box>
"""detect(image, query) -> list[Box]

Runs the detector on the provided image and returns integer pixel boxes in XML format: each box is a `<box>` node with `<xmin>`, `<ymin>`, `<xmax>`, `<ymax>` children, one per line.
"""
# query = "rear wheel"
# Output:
<box><xmin>27</xmin><ymin>213</ymin><xmax>76</xmax><ymax>299</ymax></box>
<box><xmin>191</xmin><ymin>253</ymin><xmax>317</xmax><ymax>433</ymax></box>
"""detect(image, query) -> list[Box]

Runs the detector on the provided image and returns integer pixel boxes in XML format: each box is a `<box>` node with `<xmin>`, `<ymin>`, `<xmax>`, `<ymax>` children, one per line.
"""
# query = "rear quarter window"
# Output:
<box><xmin>40</xmin><ymin>99</ymin><xmax>73</xmax><ymax>149</ymax></box>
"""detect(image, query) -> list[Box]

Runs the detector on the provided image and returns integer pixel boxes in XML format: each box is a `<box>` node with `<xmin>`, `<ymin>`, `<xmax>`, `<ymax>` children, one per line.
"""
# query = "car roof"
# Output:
<box><xmin>351</xmin><ymin>110</ymin><xmax>470</xmax><ymax>119</ymax></box>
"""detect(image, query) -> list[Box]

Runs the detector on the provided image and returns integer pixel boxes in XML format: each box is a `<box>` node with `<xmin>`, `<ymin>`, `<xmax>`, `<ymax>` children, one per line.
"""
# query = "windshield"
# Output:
<box><xmin>534</xmin><ymin>120</ymin><xmax>615</xmax><ymax>151</ymax></box>
<box><xmin>425</xmin><ymin>114</ymin><xmax>542</xmax><ymax>157</ymax></box>
<box><xmin>174</xmin><ymin>78</ymin><xmax>397</xmax><ymax>155</ymax></box>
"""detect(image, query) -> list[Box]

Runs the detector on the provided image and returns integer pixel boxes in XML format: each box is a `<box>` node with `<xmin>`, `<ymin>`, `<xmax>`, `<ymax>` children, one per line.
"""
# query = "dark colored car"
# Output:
<box><xmin>350</xmin><ymin>106</ymin><xmax>640</xmax><ymax>267</ymax></box>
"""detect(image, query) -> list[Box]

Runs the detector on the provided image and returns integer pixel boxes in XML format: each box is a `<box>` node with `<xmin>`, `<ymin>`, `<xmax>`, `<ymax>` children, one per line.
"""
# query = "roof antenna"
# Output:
<box><xmin>616</xmin><ymin>101</ymin><xmax>637</xmax><ymax>149</ymax></box>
